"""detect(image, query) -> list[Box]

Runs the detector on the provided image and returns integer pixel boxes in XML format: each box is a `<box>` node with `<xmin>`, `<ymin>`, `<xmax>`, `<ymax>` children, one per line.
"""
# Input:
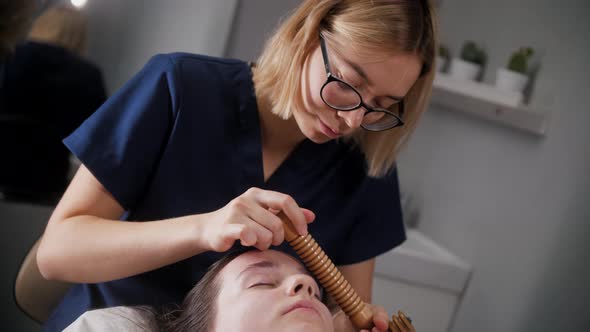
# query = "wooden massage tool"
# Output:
<box><xmin>279</xmin><ymin>212</ymin><xmax>416</xmax><ymax>332</ymax></box>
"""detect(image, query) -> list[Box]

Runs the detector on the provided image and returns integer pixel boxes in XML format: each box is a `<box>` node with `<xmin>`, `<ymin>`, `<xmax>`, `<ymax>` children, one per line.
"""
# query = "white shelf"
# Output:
<box><xmin>431</xmin><ymin>73</ymin><xmax>549</xmax><ymax>136</ymax></box>
<box><xmin>375</xmin><ymin>229</ymin><xmax>471</xmax><ymax>293</ymax></box>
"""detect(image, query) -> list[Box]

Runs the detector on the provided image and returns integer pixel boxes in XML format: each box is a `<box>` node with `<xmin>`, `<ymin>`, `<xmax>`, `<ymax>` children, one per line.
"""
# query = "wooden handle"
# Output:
<box><xmin>279</xmin><ymin>212</ymin><xmax>374</xmax><ymax>329</ymax></box>
<box><xmin>280</xmin><ymin>213</ymin><xmax>417</xmax><ymax>331</ymax></box>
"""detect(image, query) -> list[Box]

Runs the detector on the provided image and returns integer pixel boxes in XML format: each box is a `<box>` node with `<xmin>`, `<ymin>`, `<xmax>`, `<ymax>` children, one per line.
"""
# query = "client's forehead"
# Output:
<box><xmin>222</xmin><ymin>250</ymin><xmax>307</xmax><ymax>278</ymax></box>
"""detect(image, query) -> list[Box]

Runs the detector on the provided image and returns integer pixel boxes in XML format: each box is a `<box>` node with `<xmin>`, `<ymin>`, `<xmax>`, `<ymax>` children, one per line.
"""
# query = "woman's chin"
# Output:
<box><xmin>304</xmin><ymin>130</ymin><xmax>332</xmax><ymax>144</ymax></box>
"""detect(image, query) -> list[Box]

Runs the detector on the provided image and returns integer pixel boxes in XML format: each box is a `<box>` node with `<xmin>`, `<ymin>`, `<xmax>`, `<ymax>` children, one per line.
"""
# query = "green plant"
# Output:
<box><xmin>438</xmin><ymin>45</ymin><xmax>450</xmax><ymax>60</ymax></box>
<box><xmin>460</xmin><ymin>41</ymin><xmax>486</xmax><ymax>66</ymax></box>
<box><xmin>507</xmin><ymin>47</ymin><xmax>534</xmax><ymax>74</ymax></box>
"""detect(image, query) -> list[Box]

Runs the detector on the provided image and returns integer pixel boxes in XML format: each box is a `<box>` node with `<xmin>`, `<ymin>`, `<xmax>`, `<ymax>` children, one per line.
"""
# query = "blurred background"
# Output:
<box><xmin>1</xmin><ymin>0</ymin><xmax>589</xmax><ymax>331</ymax></box>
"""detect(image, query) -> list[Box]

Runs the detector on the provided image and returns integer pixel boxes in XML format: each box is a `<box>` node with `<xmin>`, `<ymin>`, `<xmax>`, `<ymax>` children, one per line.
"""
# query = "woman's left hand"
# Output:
<box><xmin>360</xmin><ymin>304</ymin><xmax>416</xmax><ymax>332</ymax></box>
<box><xmin>359</xmin><ymin>303</ymin><xmax>389</xmax><ymax>332</ymax></box>
<box><xmin>333</xmin><ymin>303</ymin><xmax>415</xmax><ymax>332</ymax></box>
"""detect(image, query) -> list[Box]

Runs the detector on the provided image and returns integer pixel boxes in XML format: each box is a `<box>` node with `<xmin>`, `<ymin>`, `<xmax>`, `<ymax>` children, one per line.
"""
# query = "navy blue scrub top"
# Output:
<box><xmin>44</xmin><ymin>53</ymin><xmax>405</xmax><ymax>331</ymax></box>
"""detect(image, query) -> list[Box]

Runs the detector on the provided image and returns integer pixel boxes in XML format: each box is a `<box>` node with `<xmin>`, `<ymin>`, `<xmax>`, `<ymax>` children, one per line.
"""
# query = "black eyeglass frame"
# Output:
<box><xmin>318</xmin><ymin>34</ymin><xmax>405</xmax><ymax>132</ymax></box>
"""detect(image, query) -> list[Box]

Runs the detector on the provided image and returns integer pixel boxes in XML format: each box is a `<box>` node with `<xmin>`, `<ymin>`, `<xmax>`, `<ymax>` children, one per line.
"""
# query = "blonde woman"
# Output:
<box><xmin>0</xmin><ymin>4</ymin><xmax>106</xmax><ymax>202</ymax></box>
<box><xmin>38</xmin><ymin>0</ymin><xmax>436</xmax><ymax>331</ymax></box>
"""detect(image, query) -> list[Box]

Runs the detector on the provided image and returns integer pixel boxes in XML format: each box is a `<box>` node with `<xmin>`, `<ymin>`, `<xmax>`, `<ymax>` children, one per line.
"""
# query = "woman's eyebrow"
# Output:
<box><xmin>343</xmin><ymin>57</ymin><xmax>370</xmax><ymax>84</ymax></box>
<box><xmin>237</xmin><ymin>260</ymin><xmax>276</xmax><ymax>280</ymax></box>
<box><xmin>341</xmin><ymin>57</ymin><xmax>404</xmax><ymax>101</ymax></box>
<box><xmin>385</xmin><ymin>95</ymin><xmax>403</xmax><ymax>102</ymax></box>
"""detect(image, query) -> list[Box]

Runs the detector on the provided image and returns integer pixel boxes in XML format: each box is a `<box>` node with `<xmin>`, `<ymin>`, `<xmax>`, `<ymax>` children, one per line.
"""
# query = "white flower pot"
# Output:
<box><xmin>448</xmin><ymin>58</ymin><xmax>481</xmax><ymax>81</ymax></box>
<box><xmin>495</xmin><ymin>67</ymin><xmax>528</xmax><ymax>93</ymax></box>
<box><xmin>436</xmin><ymin>56</ymin><xmax>447</xmax><ymax>73</ymax></box>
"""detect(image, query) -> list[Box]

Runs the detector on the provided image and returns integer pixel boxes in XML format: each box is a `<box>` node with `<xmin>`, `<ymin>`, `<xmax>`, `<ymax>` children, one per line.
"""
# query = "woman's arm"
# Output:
<box><xmin>37</xmin><ymin>165</ymin><xmax>210</xmax><ymax>283</ymax></box>
<box><xmin>339</xmin><ymin>258</ymin><xmax>376</xmax><ymax>303</ymax></box>
<box><xmin>37</xmin><ymin>165</ymin><xmax>313</xmax><ymax>284</ymax></box>
<box><xmin>332</xmin><ymin>259</ymin><xmax>390</xmax><ymax>331</ymax></box>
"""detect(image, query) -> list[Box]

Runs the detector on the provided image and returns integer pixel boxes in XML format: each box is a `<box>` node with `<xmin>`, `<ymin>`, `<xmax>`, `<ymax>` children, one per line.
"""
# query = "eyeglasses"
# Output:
<box><xmin>319</xmin><ymin>35</ymin><xmax>405</xmax><ymax>132</ymax></box>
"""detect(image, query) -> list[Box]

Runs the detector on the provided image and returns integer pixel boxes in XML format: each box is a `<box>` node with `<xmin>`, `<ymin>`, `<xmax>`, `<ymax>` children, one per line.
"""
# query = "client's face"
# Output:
<box><xmin>213</xmin><ymin>250</ymin><xmax>334</xmax><ymax>332</ymax></box>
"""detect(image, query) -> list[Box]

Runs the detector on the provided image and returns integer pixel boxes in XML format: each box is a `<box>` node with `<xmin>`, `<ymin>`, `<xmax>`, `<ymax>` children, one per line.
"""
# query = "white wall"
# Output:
<box><xmin>85</xmin><ymin>0</ymin><xmax>238</xmax><ymax>93</ymax></box>
<box><xmin>224</xmin><ymin>0</ymin><xmax>301</xmax><ymax>61</ymax></box>
<box><xmin>399</xmin><ymin>0</ymin><xmax>590</xmax><ymax>331</ymax></box>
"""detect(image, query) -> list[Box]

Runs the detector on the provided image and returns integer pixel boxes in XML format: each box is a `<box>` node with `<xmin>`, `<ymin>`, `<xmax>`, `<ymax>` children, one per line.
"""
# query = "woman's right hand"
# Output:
<box><xmin>202</xmin><ymin>187</ymin><xmax>315</xmax><ymax>252</ymax></box>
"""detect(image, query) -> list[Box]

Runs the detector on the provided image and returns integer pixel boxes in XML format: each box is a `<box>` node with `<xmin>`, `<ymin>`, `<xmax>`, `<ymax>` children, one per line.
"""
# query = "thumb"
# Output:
<box><xmin>301</xmin><ymin>208</ymin><xmax>316</xmax><ymax>223</ymax></box>
<box><xmin>223</xmin><ymin>224</ymin><xmax>256</xmax><ymax>247</ymax></box>
<box><xmin>238</xmin><ymin>226</ymin><xmax>257</xmax><ymax>247</ymax></box>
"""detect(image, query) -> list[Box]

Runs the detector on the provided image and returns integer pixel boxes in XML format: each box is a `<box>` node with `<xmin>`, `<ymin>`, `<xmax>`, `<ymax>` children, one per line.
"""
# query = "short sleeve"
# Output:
<box><xmin>63</xmin><ymin>54</ymin><xmax>180</xmax><ymax>210</ymax></box>
<box><xmin>337</xmin><ymin>167</ymin><xmax>406</xmax><ymax>265</ymax></box>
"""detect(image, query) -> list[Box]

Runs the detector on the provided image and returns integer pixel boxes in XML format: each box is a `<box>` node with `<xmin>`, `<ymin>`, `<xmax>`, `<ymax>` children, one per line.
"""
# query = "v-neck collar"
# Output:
<box><xmin>233</xmin><ymin>63</ymin><xmax>334</xmax><ymax>192</ymax></box>
<box><xmin>262</xmin><ymin>138</ymin><xmax>314</xmax><ymax>186</ymax></box>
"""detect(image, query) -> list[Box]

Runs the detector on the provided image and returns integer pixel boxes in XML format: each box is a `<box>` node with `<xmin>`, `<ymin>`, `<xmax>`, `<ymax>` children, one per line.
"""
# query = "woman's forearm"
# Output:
<box><xmin>37</xmin><ymin>213</ymin><xmax>208</xmax><ymax>283</ymax></box>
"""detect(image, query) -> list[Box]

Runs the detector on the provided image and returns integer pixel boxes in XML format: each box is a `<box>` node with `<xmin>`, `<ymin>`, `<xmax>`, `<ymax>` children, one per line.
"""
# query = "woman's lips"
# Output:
<box><xmin>318</xmin><ymin>118</ymin><xmax>341</xmax><ymax>139</ymax></box>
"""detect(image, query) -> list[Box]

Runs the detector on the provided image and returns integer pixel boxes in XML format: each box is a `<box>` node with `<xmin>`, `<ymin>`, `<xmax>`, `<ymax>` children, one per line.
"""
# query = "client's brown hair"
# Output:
<box><xmin>157</xmin><ymin>249</ymin><xmax>248</xmax><ymax>332</ymax></box>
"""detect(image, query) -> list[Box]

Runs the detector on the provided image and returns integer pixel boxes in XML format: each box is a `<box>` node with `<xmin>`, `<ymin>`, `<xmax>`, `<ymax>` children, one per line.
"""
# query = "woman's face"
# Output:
<box><xmin>213</xmin><ymin>250</ymin><xmax>333</xmax><ymax>332</ymax></box>
<box><xmin>295</xmin><ymin>38</ymin><xmax>422</xmax><ymax>143</ymax></box>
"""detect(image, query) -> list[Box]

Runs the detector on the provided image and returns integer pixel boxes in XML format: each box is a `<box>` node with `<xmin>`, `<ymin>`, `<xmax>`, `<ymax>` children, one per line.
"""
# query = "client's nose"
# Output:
<box><xmin>287</xmin><ymin>274</ymin><xmax>317</xmax><ymax>298</ymax></box>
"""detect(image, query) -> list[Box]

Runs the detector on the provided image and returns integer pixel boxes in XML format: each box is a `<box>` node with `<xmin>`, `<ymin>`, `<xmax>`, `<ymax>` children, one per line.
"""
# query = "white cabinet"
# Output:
<box><xmin>372</xmin><ymin>230</ymin><xmax>472</xmax><ymax>332</ymax></box>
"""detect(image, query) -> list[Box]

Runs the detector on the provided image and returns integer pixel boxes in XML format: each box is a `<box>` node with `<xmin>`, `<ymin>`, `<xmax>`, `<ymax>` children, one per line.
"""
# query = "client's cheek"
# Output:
<box><xmin>234</xmin><ymin>301</ymin><xmax>270</xmax><ymax>329</ymax></box>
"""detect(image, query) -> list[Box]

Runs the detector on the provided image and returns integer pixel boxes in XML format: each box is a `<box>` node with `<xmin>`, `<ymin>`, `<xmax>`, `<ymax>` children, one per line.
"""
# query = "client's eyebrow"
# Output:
<box><xmin>237</xmin><ymin>260</ymin><xmax>276</xmax><ymax>280</ymax></box>
<box><xmin>236</xmin><ymin>260</ymin><xmax>308</xmax><ymax>280</ymax></box>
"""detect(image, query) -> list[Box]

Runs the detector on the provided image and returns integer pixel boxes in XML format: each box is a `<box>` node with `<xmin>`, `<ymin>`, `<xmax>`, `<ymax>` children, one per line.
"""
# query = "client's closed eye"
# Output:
<box><xmin>249</xmin><ymin>282</ymin><xmax>276</xmax><ymax>288</ymax></box>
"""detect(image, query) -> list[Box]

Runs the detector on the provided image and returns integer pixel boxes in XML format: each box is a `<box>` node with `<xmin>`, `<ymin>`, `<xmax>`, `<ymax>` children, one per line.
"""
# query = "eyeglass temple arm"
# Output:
<box><xmin>319</xmin><ymin>35</ymin><xmax>332</xmax><ymax>76</ymax></box>
<box><xmin>278</xmin><ymin>212</ymin><xmax>414</xmax><ymax>332</ymax></box>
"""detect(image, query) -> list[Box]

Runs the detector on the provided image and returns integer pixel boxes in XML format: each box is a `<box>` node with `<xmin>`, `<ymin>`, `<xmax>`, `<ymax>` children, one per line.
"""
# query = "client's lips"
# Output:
<box><xmin>282</xmin><ymin>299</ymin><xmax>321</xmax><ymax>316</ymax></box>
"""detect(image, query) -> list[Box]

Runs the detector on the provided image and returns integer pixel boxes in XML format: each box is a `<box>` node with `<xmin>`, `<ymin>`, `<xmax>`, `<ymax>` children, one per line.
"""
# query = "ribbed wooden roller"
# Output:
<box><xmin>278</xmin><ymin>212</ymin><xmax>374</xmax><ymax>329</ymax></box>
<box><xmin>279</xmin><ymin>212</ymin><xmax>416</xmax><ymax>332</ymax></box>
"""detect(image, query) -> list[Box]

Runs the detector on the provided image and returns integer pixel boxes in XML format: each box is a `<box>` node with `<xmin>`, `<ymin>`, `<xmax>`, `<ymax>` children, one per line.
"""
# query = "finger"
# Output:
<box><xmin>301</xmin><ymin>208</ymin><xmax>316</xmax><ymax>223</ymax></box>
<box><xmin>229</xmin><ymin>224</ymin><xmax>256</xmax><ymax>247</ymax></box>
<box><xmin>372</xmin><ymin>310</ymin><xmax>389</xmax><ymax>331</ymax></box>
<box><xmin>246</xmin><ymin>204</ymin><xmax>285</xmax><ymax>246</ymax></box>
<box><xmin>244</xmin><ymin>219</ymin><xmax>274</xmax><ymax>250</ymax></box>
<box><xmin>373</xmin><ymin>316</ymin><xmax>389</xmax><ymax>331</ymax></box>
<box><xmin>253</xmin><ymin>189</ymin><xmax>308</xmax><ymax>235</ymax></box>
<box><xmin>215</xmin><ymin>223</ymin><xmax>253</xmax><ymax>250</ymax></box>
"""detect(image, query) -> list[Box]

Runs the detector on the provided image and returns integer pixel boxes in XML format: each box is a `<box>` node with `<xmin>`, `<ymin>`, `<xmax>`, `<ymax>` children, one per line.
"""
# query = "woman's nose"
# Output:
<box><xmin>337</xmin><ymin>109</ymin><xmax>364</xmax><ymax>129</ymax></box>
<box><xmin>287</xmin><ymin>274</ymin><xmax>317</xmax><ymax>298</ymax></box>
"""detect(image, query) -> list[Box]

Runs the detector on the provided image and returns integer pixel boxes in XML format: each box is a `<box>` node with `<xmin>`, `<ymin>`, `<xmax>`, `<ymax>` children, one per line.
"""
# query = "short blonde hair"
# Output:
<box><xmin>254</xmin><ymin>0</ymin><xmax>437</xmax><ymax>177</ymax></box>
<box><xmin>28</xmin><ymin>4</ymin><xmax>88</xmax><ymax>55</ymax></box>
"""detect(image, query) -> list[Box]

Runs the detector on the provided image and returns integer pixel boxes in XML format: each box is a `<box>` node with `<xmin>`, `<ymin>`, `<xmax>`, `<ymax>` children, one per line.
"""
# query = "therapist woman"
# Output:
<box><xmin>37</xmin><ymin>0</ymin><xmax>437</xmax><ymax>331</ymax></box>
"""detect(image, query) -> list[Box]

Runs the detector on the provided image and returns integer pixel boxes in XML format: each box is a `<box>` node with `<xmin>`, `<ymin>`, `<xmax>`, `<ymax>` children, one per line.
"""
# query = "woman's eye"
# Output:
<box><xmin>335</xmin><ymin>71</ymin><xmax>359</xmax><ymax>87</ymax></box>
<box><xmin>336</xmin><ymin>81</ymin><xmax>351</xmax><ymax>91</ymax></box>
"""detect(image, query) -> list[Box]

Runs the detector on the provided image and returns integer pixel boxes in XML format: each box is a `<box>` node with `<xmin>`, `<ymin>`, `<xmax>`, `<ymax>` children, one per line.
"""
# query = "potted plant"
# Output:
<box><xmin>448</xmin><ymin>41</ymin><xmax>486</xmax><ymax>80</ymax></box>
<box><xmin>495</xmin><ymin>47</ymin><xmax>534</xmax><ymax>93</ymax></box>
<box><xmin>436</xmin><ymin>44</ymin><xmax>450</xmax><ymax>73</ymax></box>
